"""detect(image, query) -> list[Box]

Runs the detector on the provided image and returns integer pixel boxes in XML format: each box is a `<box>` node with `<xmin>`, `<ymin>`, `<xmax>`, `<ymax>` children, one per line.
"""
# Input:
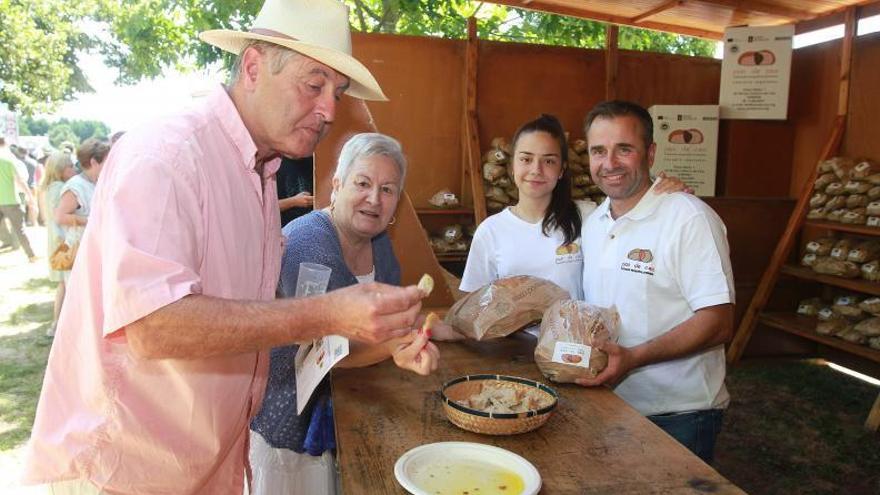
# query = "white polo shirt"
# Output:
<box><xmin>461</xmin><ymin>200</ymin><xmax>596</xmax><ymax>299</ymax></box>
<box><xmin>581</xmin><ymin>184</ymin><xmax>734</xmax><ymax>416</ymax></box>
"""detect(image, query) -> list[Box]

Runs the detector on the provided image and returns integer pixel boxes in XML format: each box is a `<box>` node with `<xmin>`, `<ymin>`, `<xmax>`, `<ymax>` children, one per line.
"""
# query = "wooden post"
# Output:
<box><xmin>464</xmin><ymin>16</ymin><xmax>488</xmax><ymax>225</ymax></box>
<box><xmin>838</xmin><ymin>7</ymin><xmax>857</xmax><ymax>117</ymax></box>
<box><xmin>605</xmin><ymin>24</ymin><xmax>619</xmax><ymax>101</ymax></box>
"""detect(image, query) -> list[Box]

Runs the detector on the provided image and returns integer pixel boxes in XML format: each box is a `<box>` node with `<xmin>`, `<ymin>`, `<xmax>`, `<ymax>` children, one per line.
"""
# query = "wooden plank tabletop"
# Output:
<box><xmin>332</xmin><ymin>334</ymin><xmax>746</xmax><ymax>494</ymax></box>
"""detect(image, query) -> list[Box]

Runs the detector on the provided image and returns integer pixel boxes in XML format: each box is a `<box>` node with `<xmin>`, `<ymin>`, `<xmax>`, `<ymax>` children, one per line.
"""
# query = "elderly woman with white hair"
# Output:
<box><xmin>249</xmin><ymin>133</ymin><xmax>456</xmax><ymax>494</ymax></box>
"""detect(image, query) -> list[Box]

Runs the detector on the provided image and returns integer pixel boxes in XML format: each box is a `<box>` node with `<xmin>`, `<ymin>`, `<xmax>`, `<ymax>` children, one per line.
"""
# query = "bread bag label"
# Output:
<box><xmin>835</xmin><ymin>295</ymin><xmax>855</xmax><ymax>305</ymax></box>
<box><xmin>552</xmin><ymin>342</ymin><xmax>592</xmax><ymax>368</ymax></box>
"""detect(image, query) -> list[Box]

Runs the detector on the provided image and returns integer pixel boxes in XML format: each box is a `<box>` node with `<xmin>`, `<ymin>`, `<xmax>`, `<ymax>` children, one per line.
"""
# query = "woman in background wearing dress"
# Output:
<box><xmin>39</xmin><ymin>152</ymin><xmax>77</xmax><ymax>335</ymax></box>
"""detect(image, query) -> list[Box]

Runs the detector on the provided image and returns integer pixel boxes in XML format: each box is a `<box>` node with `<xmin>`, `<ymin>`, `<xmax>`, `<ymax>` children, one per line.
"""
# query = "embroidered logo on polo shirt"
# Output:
<box><xmin>555</xmin><ymin>242</ymin><xmax>583</xmax><ymax>264</ymax></box>
<box><xmin>621</xmin><ymin>248</ymin><xmax>655</xmax><ymax>275</ymax></box>
<box><xmin>627</xmin><ymin>248</ymin><xmax>653</xmax><ymax>263</ymax></box>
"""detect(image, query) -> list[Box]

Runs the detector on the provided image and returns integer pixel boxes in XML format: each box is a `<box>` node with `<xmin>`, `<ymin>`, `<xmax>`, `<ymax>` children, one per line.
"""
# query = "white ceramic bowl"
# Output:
<box><xmin>394</xmin><ymin>441</ymin><xmax>541</xmax><ymax>495</ymax></box>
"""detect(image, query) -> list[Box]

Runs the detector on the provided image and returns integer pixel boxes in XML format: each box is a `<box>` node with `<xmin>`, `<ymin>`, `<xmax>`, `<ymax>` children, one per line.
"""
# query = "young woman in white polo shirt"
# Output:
<box><xmin>461</xmin><ymin>114</ymin><xmax>686</xmax><ymax>299</ymax></box>
<box><xmin>461</xmin><ymin>114</ymin><xmax>588</xmax><ymax>298</ymax></box>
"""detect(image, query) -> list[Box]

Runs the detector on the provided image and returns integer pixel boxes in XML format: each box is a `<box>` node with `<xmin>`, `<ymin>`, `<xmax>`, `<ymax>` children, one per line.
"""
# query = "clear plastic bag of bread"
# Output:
<box><xmin>812</xmin><ymin>258</ymin><xmax>860</xmax><ymax>278</ymax></box>
<box><xmin>805</xmin><ymin>237</ymin><xmax>836</xmax><ymax>256</ymax></box>
<box><xmin>444</xmin><ymin>275</ymin><xmax>569</xmax><ymax>341</ymax></box>
<box><xmin>848</xmin><ymin>240</ymin><xmax>880</xmax><ymax>263</ymax></box>
<box><xmin>831</xmin><ymin>293</ymin><xmax>864</xmax><ymax>320</ymax></box>
<box><xmin>816</xmin><ymin>316</ymin><xmax>850</xmax><ymax>336</ymax></box>
<box><xmin>851</xmin><ymin>159</ymin><xmax>879</xmax><ymax>180</ymax></box>
<box><xmin>800</xmin><ymin>253</ymin><xmax>818</xmax><ymax>267</ymax></box>
<box><xmin>815</xmin><ymin>172</ymin><xmax>836</xmax><ymax>190</ymax></box>
<box><xmin>428</xmin><ymin>189</ymin><xmax>461</xmax><ymax>209</ymax></box>
<box><xmin>854</xmin><ymin>317</ymin><xmax>880</xmax><ymax>337</ymax></box>
<box><xmin>442</xmin><ymin>224</ymin><xmax>464</xmax><ymax>243</ymax></box>
<box><xmin>844</xmin><ymin>180</ymin><xmax>871</xmax><ymax>194</ymax></box>
<box><xmin>847</xmin><ymin>194</ymin><xmax>869</xmax><ymax>209</ymax></box>
<box><xmin>825</xmin><ymin>195</ymin><xmax>847</xmax><ymax>211</ymax></box>
<box><xmin>858</xmin><ymin>297</ymin><xmax>880</xmax><ymax>316</ymax></box>
<box><xmin>809</xmin><ymin>192</ymin><xmax>829</xmax><ymax>208</ymax></box>
<box><xmin>829</xmin><ymin>238</ymin><xmax>854</xmax><ymax>260</ymax></box>
<box><xmin>796</xmin><ymin>297</ymin><xmax>823</xmax><ymax>317</ymax></box>
<box><xmin>535</xmin><ymin>300</ymin><xmax>620</xmax><ymax>382</ymax></box>
<box><xmin>822</xmin><ymin>156</ymin><xmax>856</xmax><ymax>180</ymax></box>
<box><xmin>861</xmin><ymin>260</ymin><xmax>880</xmax><ymax>281</ymax></box>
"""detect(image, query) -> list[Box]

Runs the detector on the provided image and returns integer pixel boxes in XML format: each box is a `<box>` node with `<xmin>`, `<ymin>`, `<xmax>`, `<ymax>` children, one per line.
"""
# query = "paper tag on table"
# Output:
<box><xmin>551</xmin><ymin>342</ymin><xmax>592</xmax><ymax>368</ymax></box>
<box><xmin>295</xmin><ymin>334</ymin><xmax>350</xmax><ymax>414</ymax></box>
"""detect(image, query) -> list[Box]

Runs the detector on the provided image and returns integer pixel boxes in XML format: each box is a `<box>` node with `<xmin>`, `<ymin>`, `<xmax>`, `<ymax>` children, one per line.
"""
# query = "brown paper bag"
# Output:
<box><xmin>444</xmin><ymin>275</ymin><xmax>568</xmax><ymax>341</ymax></box>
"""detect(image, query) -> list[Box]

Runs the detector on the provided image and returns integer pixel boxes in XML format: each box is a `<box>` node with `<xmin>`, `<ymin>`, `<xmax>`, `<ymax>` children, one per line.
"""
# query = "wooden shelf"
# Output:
<box><xmin>780</xmin><ymin>264</ymin><xmax>880</xmax><ymax>296</ymax></box>
<box><xmin>415</xmin><ymin>208</ymin><xmax>474</xmax><ymax>215</ymax></box>
<box><xmin>805</xmin><ymin>220</ymin><xmax>880</xmax><ymax>236</ymax></box>
<box><xmin>759</xmin><ymin>312</ymin><xmax>880</xmax><ymax>364</ymax></box>
<box><xmin>434</xmin><ymin>252</ymin><xmax>467</xmax><ymax>262</ymax></box>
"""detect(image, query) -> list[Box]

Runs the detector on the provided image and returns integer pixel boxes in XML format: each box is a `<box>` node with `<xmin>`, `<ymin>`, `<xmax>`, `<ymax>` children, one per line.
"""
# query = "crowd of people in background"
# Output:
<box><xmin>0</xmin><ymin>134</ymin><xmax>118</xmax><ymax>335</ymax></box>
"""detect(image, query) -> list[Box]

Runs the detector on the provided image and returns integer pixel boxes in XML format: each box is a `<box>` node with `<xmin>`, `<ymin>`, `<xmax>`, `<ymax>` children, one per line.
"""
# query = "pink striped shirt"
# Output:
<box><xmin>23</xmin><ymin>86</ymin><xmax>283</xmax><ymax>494</ymax></box>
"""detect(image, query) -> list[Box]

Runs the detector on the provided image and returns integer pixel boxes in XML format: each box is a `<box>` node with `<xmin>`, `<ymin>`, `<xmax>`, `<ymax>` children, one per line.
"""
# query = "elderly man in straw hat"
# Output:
<box><xmin>22</xmin><ymin>1</ymin><xmax>423</xmax><ymax>493</ymax></box>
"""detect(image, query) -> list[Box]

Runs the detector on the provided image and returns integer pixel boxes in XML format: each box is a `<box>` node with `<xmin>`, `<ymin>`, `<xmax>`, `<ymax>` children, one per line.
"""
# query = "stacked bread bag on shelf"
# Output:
<box><xmin>802</xmin><ymin>235</ymin><xmax>880</xmax><ymax>281</ymax></box>
<box><xmin>799</xmin><ymin>294</ymin><xmax>880</xmax><ymax>350</ymax></box>
<box><xmin>807</xmin><ymin>157</ymin><xmax>880</xmax><ymax>226</ymax></box>
<box><xmin>428</xmin><ymin>223</ymin><xmax>473</xmax><ymax>257</ymax></box>
<box><xmin>482</xmin><ymin>138</ymin><xmax>517</xmax><ymax>213</ymax></box>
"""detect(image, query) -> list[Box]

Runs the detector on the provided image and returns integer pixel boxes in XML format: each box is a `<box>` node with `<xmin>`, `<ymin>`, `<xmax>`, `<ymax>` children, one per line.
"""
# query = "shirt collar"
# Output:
<box><xmin>597</xmin><ymin>180</ymin><xmax>665</xmax><ymax>222</ymax></box>
<box><xmin>207</xmin><ymin>85</ymin><xmax>281</xmax><ymax>179</ymax></box>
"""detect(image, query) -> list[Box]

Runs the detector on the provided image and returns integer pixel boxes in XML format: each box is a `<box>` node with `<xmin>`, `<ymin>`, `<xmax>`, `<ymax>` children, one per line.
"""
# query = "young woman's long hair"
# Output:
<box><xmin>510</xmin><ymin>114</ymin><xmax>581</xmax><ymax>245</ymax></box>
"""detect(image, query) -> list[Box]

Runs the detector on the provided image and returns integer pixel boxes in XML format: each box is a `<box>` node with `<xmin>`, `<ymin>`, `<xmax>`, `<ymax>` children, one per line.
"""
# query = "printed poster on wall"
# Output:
<box><xmin>649</xmin><ymin>105</ymin><xmax>719</xmax><ymax>197</ymax></box>
<box><xmin>719</xmin><ymin>25</ymin><xmax>794</xmax><ymax>120</ymax></box>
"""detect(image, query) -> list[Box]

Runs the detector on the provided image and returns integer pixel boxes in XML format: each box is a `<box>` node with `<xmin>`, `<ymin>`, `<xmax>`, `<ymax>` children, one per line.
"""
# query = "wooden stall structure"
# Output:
<box><xmin>310</xmin><ymin>0</ymin><xmax>880</xmax><ymax>419</ymax></box>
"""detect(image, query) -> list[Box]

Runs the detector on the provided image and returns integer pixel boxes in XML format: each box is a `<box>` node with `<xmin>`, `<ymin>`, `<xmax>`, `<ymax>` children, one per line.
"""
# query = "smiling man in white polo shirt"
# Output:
<box><xmin>577</xmin><ymin>100</ymin><xmax>735</xmax><ymax>464</ymax></box>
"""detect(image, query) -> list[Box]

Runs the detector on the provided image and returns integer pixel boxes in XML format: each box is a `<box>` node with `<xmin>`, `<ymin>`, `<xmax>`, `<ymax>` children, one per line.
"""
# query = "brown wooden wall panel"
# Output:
<box><xmin>717</xmin><ymin>120</ymin><xmax>795</xmax><ymax>197</ymax></box>
<box><xmin>314</xmin><ymin>33</ymin><xmax>465</xmax><ymax>209</ymax></box>
<box><xmin>616</xmin><ymin>51</ymin><xmax>720</xmax><ymax>107</ymax></box>
<box><xmin>704</xmin><ymin>197</ymin><xmax>796</xmax><ymax>329</ymax></box>
<box><xmin>788</xmin><ymin>39</ymin><xmax>842</xmax><ymax>197</ymax></box>
<box><xmin>476</xmin><ymin>40</ymin><xmax>606</xmax><ymax>147</ymax></box>
<box><xmin>844</xmin><ymin>31</ymin><xmax>880</xmax><ymax>161</ymax></box>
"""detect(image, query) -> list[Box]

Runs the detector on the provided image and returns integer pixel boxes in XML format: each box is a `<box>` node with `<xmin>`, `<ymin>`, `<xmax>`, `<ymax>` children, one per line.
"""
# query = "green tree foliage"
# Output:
<box><xmin>18</xmin><ymin>116</ymin><xmax>50</xmax><ymax>136</ymax></box>
<box><xmin>18</xmin><ymin>115</ymin><xmax>109</xmax><ymax>141</ymax></box>
<box><xmin>1</xmin><ymin>0</ymin><xmax>714</xmax><ymax>114</ymax></box>
<box><xmin>343</xmin><ymin>1</ymin><xmax>715</xmax><ymax>56</ymax></box>
<box><xmin>0</xmin><ymin>0</ymin><xmax>96</xmax><ymax>114</ymax></box>
<box><xmin>68</xmin><ymin>119</ymin><xmax>110</xmax><ymax>141</ymax></box>
<box><xmin>47</xmin><ymin>123</ymin><xmax>79</xmax><ymax>148</ymax></box>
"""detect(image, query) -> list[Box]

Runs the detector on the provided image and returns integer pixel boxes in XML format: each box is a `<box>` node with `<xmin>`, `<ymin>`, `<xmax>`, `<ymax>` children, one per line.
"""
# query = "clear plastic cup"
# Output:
<box><xmin>295</xmin><ymin>262</ymin><xmax>332</xmax><ymax>298</ymax></box>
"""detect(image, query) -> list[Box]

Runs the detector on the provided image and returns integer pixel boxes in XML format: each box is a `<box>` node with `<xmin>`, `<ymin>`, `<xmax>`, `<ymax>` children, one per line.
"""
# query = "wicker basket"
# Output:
<box><xmin>440</xmin><ymin>374</ymin><xmax>558</xmax><ymax>435</ymax></box>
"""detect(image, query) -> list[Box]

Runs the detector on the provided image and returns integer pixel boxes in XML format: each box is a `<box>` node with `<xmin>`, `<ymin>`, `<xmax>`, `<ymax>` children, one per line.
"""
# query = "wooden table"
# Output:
<box><xmin>332</xmin><ymin>334</ymin><xmax>746</xmax><ymax>494</ymax></box>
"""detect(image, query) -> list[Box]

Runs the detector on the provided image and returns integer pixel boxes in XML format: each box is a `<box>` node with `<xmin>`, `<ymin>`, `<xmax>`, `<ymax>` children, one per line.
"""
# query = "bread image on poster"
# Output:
<box><xmin>738</xmin><ymin>50</ymin><xmax>776</xmax><ymax>66</ymax></box>
<box><xmin>668</xmin><ymin>129</ymin><xmax>704</xmax><ymax>144</ymax></box>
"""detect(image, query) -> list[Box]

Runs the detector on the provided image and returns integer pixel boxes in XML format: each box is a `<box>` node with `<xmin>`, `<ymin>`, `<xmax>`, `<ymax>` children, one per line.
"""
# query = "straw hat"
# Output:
<box><xmin>199</xmin><ymin>0</ymin><xmax>387</xmax><ymax>101</ymax></box>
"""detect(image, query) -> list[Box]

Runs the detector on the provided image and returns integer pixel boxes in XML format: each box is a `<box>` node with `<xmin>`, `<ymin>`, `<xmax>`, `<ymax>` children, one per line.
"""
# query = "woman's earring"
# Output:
<box><xmin>388</xmin><ymin>216</ymin><xmax>397</xmax><ymax>226</ymax></box>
